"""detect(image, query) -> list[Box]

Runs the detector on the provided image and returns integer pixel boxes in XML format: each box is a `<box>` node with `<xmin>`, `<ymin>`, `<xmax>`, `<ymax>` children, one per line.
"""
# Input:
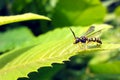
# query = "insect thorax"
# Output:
<box><xmin>80</xmin><ymin>36</ymin><xmax>88</xmax><ymax>43</ymax></box>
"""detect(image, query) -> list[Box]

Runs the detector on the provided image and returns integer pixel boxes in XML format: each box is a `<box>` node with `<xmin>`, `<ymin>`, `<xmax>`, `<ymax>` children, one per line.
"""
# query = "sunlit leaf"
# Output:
<box><xmin>0</xmin><ymin>13</ymin><xmax>51</xmax><ymax>26</ymax></box>
<box><xmin>0</xmin><ymin>24</ymin><xmax>119</xmax><ymax>80</ymax></box>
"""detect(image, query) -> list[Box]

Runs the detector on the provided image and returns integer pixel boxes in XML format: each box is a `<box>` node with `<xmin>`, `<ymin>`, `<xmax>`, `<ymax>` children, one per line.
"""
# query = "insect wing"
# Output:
<box><xmin>82</xmin><ymin>26</ymin><xmax>95</xmax><ymax>37</ymax></box>
<box><xmin>86</xmin><ymin>26</ymin><xmax>108</xmax><ymax>38</ymax></box>
<box><xmin>86</xmin><ymin>24</ymin><xmax>112</xmax><ymax>38</ymax></box>
<box><xmin>86</xmin><ymin>29</ymin><xmax>102</xmax><ymax>38</ymax></box>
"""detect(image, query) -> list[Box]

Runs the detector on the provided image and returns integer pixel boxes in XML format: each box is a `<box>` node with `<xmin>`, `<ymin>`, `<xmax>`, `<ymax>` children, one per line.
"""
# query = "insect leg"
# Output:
<box><xmin>85</xmin><ymin>42</ymin><xmax>88</xmax><ymax>50</ymax></box>
<box><xmin>80</xmin><ymin>43</ymin><xmax>87</xmax><ymax>50</ymax></box>
<box><xmin>77</xmin><ymin>42</ymin><xmax>82</xmax><ymax>50</ymax></box>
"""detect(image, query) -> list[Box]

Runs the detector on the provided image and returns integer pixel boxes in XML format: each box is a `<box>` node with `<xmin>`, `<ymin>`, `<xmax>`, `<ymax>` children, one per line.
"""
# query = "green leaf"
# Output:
<box><xmin>115</xmin><ymin>6</ymin><xmax>120</xmax><ymax>16</ymax></box>
<box><xmin>0</xmin><ymin>24</ymin><xmax>120</xmax><ymax>80</ymax></box>
<box><xmin>89</xmin><ymin>48</ymin><xmax>120</xmax><ymax>74</ymax></box>
<box><xmin>89</xmin><ymin>61</ymin><xmax>120</xmax><ymax>74</ymax></box>
<box><xmin>0</xmin><ymin>27</ymin><xmax>35</xmax><ymax>52</ymax></box>
<box><xmin>0</xmin><ymin>13</ymin><xmax>51</xmax><ymax>26</ymax></box>
<box><xmin>52</xmin><ymin>0</ymin><xmax>106</xmax><ymax>27</ymax></box>
<box><xmin>88</xmin><ymin>26</ymin><xmax>120</xmax><ymax>75</ymax></box>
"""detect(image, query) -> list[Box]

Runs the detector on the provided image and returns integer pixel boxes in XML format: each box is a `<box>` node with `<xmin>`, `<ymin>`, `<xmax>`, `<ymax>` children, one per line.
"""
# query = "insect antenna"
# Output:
<box><xmin>69</xmin><ymin>28</ymin><xmax>76</xmax><ymax>39</ymax></box>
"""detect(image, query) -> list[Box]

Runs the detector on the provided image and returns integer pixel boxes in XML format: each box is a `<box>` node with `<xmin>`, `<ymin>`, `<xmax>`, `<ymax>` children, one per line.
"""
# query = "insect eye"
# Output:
<box><xmin>74</xmin><ymin>38</ymin><xmax>80</xmax><ymax>44</ymax></box>
<box><xmin>76</xmin><ymin>39</ymin><xmax>79</xmax><ymax>42</ymax></box>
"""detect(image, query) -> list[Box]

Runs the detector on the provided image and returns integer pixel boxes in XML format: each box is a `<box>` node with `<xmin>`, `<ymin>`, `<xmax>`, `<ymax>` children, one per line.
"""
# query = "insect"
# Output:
<box><xmin>69</xmin><ymin>26</ymin><xmax>102</xmax><ymax>49</ymax></box>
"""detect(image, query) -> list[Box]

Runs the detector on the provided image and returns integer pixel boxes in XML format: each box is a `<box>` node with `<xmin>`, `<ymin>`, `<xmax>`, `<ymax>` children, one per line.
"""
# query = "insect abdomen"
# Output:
<box><xmin>96</xmin><ymin>39</ymin><xmax>102</xmax><ymax>44</ymax></box>
<box><xmin>88</xmin><ymin>38</ymin><xmax>102</xmax><ymax>44</ymax></box>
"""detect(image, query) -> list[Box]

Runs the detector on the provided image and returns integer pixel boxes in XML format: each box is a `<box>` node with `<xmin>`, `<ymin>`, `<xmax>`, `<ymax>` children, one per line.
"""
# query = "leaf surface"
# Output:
<box><xmin>0</xmin><ymin>27</ymin><xmax>35</xmax><ymax>52</ymax></box>
<box><xmin>0</xmin><ymin>13</ymin><xmax>51</xmax><ymax>26</ymax></box>
<box><xmin>0</xmin><ymin>24</ymin><xmax>120</xmax><ymax>80</ymax></box>
<box><xmin>52</xmin><ymin>0</ymin><xmax>106</xmax><ymax>27</ymax></box>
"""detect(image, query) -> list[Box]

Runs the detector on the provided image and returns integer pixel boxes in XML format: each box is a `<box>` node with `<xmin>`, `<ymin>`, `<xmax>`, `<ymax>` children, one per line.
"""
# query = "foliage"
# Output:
<box><xmin>0</xmin><ymin>23</ymin><xmax>120</xmax><ymax>80</ymax></box>
<box><xmin>0</xmin><ymin>13</ymin><xmax>51</xmax><ymax>26</ymax></box>
<box><xmin>115</xmin><ymin>6</ymin><xmax>120</xmax><ymax>16</ymax></box>
<box><xmin>0</xmin><ymin>0</ymin><xmax>120</xmax><ymax>80</ymax></box>
<box><xmin>0</xmin><ymin>27</ymin><xmax>35</xmax><ymax>52</ymax></box>
<box><xmin>0</xmin><ymin>0</ymin><xmax>106</xmax><ymax>33</ymax></box>
<box><xmin>52</xmin><ymin>0</ymin><xmax>106</xmax><ymax>27</ymax></box>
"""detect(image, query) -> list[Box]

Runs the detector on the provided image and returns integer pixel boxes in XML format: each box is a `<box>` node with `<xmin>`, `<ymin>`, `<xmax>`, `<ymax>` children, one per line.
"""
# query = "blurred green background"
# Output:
<box><xmin>0</xmin><ymin>0</ymin><xmax>120</xmax><ymax>80</ymax></box>
<box><xmin>0</xmin><ymin>0</ymin><xmax>119</xmax><ymax>35</ymax></box>
<box><xmin>0</xmin><ymin>0</ymin><xmax>119</xmax><ymax>34</ymax></box>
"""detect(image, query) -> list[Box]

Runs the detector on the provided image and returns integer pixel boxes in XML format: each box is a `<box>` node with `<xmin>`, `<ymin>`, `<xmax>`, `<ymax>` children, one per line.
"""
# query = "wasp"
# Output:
<box><xmin>70</xmin><ymin>26</ymin><xmax>102</xmax><ymax>49</ymax></box>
